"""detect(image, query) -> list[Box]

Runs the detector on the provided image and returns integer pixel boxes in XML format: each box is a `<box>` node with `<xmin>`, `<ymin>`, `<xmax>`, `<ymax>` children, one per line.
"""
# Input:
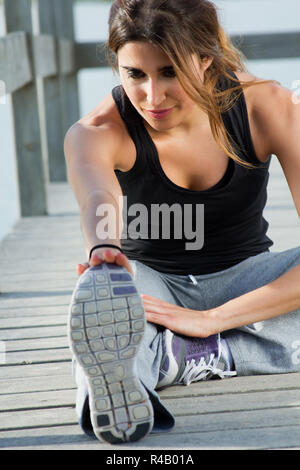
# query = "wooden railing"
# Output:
<box><xmin>0</xmin><ymin>0</ymin><xmax>299</xmax><ymax>217</ymax></box>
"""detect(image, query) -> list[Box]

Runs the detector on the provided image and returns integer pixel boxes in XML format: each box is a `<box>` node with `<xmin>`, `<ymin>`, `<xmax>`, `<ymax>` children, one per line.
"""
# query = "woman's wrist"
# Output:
<box><xmin>205</xmin><ymin>307</ymin><xmax>225</xmax><ymax>336</ymax></box>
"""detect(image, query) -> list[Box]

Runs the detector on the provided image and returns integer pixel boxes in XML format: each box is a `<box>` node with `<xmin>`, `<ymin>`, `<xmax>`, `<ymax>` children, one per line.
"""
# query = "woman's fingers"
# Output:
<box><xmin>77</xmin><ymin>262</ymin><xmax>90</xmax><ymax>276</ymax></box>
<box><xmin>76</xmin><ymin>249</ymin><xmax>134</xmax><ymax>277</ymax></box>
<box><xmin>115</xmin><ymin>252</ymin><xmax>134</xmax><ymax>276</ymax></box>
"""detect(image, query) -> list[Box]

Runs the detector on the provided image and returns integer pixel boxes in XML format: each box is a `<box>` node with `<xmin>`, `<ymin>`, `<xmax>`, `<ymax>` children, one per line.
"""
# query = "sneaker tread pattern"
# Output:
<box><xmin>68</xmin><ymin>263</ymin><xmax>153</xmax><ymax>443</ymax></box>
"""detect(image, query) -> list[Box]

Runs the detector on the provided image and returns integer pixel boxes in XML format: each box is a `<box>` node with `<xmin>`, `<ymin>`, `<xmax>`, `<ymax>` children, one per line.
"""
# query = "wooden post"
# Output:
<box><xmin>53</xmin><ymin>0</ymin><xmax>80</xmax><ymax>142</ymax></box>
<box><xmin>4</xmin><ymin>0</ymin><xmax>47</xmax><ymax>217</ymax></box>
<box><xmin>37</xmin><ymin>0</ymin><xmax>67</xmax><ymax>182</ymax></box>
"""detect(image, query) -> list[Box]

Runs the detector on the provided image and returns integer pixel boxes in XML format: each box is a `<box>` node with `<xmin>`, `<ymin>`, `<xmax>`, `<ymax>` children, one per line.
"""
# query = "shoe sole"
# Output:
<box><xmin>68</xmin><ymin>263</ymin><xmax>154</xmax><ymax>444</ymax></box>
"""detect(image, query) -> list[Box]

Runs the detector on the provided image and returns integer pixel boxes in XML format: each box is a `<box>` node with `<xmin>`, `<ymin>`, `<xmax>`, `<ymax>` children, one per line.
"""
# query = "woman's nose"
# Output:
<box><xmin>145</xmin><ymin>79</ymin><xmax>166</xmax><ymax>108</ymax></box>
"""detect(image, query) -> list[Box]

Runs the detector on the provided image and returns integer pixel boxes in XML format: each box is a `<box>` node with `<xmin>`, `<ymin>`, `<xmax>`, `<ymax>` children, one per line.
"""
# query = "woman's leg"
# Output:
<box><xmin>157</xmin><ymin>247</ymin><xmax>300</xmax><ymax>378</ymax></box>
<box><xmin>197</xmin><ymin>247</ymin><xmax>300</xmax><ymax>376</ymax></box>
<box><xmin>130</xmin><ymin>261</ymin><xmax>179</xmax><ymax>431</ymax></box>
<box><xmin>69</xmin><ymin>260</ymin><xmax>178</xmax><ymax>443</ymax></box>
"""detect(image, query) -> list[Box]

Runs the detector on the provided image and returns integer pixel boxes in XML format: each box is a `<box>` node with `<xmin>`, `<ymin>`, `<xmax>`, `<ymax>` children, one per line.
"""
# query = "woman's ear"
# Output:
<box><xmin>202</xmin><ymin>56</ymin><xmax>213</xmax><ymax>72</ymax></box>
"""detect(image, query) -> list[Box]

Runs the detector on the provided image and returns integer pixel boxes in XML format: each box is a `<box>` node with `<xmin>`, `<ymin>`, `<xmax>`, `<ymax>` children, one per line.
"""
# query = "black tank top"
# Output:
<box><xmin>112</xmin><ymin>72</ymin><xmax>273</xmax><ymax>275</ymax></box>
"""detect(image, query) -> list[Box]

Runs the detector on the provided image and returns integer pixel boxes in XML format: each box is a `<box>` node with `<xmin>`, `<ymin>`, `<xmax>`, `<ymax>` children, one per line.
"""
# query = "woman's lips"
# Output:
<box><xmin>145</xmin><ymin>107</ymin><xmax>174</xmax><ymax>119</ymax></box>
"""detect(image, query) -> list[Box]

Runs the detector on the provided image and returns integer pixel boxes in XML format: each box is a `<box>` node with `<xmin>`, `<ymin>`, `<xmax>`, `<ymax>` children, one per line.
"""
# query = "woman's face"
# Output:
<box><xmin>117</xmin><ymin>41</ymin><xmax>211</xmax><ymax>133</ymax></box>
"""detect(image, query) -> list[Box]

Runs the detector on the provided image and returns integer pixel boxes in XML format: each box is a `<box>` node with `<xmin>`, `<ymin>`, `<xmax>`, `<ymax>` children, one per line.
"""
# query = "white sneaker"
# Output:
<box><xmin>68</xmin><ymin>263</ymin><xmax>154</xmax><ymax>444</ymax></box>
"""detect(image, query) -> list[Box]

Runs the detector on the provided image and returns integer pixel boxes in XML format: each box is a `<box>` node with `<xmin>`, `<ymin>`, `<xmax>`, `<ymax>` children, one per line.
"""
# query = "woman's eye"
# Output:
<box><xmin>127</xmin><ymin>70</ymin><xmax>145</xmax><ymax>79</ymax></box>
<box><xmin>163</xmin><ymin>68</ymin><xmax>176</xmax><ymax>78</ymax></box>
<box><xmin>126</xmin><ymin>68</ymin><xmax>176</xmax><ymax>79</ymax></box>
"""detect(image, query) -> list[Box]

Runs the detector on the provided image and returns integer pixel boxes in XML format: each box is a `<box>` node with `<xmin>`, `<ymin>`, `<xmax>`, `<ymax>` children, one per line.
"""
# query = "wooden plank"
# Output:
<box><xmin>74</xmin><ymin>42</ymin><xmax>107</xmax><ymax>70</ymax></box>
<box><xmin>0</xmin><ymin>292</ymin><xmax>72</xmax><ymax>308</ymax></box>
<box><xmin>1</xmin><ymin>385</ymin><xmax>300</xmax><ymax>417</ymax></box>
<box><xmin>166</xmin><ymin>407</ymin><xmax>300</xmax><ymax>436</ymax></box>
<box><xmin>33</xmin><ymin>34</ymin><xmax>57</xmax><ymax>78</ymax></box>
<box><xmin>1</xmin><ymin>389</ymin><xmax>75</xmax><ymax>413</ymax></box>
<box><xmin>37</xmin><ymin>0</ymin><xmax>67</xmax><ymax>181</ymax></box>
<box><xmin>74</xmin><ymin>32</ymin><xmax>300</xmax><ymax>72</ymax></box>
<box><xmin>3</xmin><ymin>347</ymin><xmax>71</xmax><ymax>365</ymax></box>
<box><xmin>3</xmin><ymin>405</ymin><xmax>299</xmax><ymax>450</ymax></box>
<box><xmin>162</xmin><ymin>389</ymin><xmax>300</xmax><ymax>416</ymax></box>
<box><xmin>1</xmin><ymin>418</ymin><xmax>300</xmax><ymax>450</ymax></box>
<box><xmin>0</xmin><ymin>361</ymin><xmax>72</xmax><ymax>379</ymax></box>
<box><xmin>4</xmin><ymin>0</ymin><xmax>48</xmax><ymax>217</ymax></box>
<box><xmin>0</xmin><ymin>374</ymin><xmax>75</xmax><ymax>394</ymax></box>
<box><xmin>58</xmin><ymin>39</ymin><xmax>75</xmax><ymax>75</ymax></box>
<box><xmin>158</xmin><ymin>373</ymin><xmax>300</xmax><ymax>398</ymax></box>
<box><xmin>0</xmin><ymin>326</ymin><xmax>67</xmax><ymax>341</ymax></box>
<box><xmin>0</xmin><ymin>32</ymin><xmax>32</xmax><ymax>93</ymax></box>
<box><xmin>5</xmin><ymin>336</ymin><xmax>68</xmax><ymax>351</ymax></box>
<box><xmin>232</xmin><ymin>32</ymin><xmax>300</xmax><ymax>60</ymax></box>
<box><xmin>0</xmin><ymin>425</ymin><xmax>91</xmax><ymax>449</ymax></box>
<box><xmin>53</xmin><ymin>0</ymin><xmax>79</xmax><ymax>162</ymax></box>
<box><xmin>0</xmin><ymin>407</ymin><xmax>76</xmax><ymax>432</ymax></box>
<box><xmin>0</xmin><ymin>315</ymin><xmax>67</xmax><ymax>329</ymax></box>
<box><xmin>0</xmin><ymin>305</ymin><xmax>70</xmax><ymax>317</ymax></box>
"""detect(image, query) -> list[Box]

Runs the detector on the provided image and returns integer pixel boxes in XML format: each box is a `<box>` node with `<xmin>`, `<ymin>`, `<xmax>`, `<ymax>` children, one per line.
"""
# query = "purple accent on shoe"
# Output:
<box><xmin>110</xmin><ymin>273</ymin><xmax>132</xmax><ymax>282</ymax></box>
<box><xmin>113</xmin><ymin>286</ymin><xmax>137</xmax><ymax>295</ymax></box>
<box><xmin>157</xmin><ymin>331</ymin><xmax>235</xmax><ymax>388</ymax></box>
<box><xmin>184</xmin><ymin>335</ymin><xmax>219</xmax><ymax>364</ymax></box>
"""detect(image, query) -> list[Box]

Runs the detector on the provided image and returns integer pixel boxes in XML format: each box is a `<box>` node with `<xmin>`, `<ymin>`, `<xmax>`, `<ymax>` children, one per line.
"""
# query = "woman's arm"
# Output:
<box><xmin>143</xmin><ymin>264</ymin><xmax>300</xmax><ymax>338</ymax></box>
<box><xmin>64</xmin><ymin>118</ymin><xmax>132</xmax><ymax>274</ymax></box>
<box><xmin>253</xmin><ymin>81</ymin><xmax>300</xmax><ymax>215</ymax></box>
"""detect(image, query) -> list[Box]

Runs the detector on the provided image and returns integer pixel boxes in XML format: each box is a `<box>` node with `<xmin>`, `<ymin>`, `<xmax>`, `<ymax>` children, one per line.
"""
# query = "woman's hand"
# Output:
<box><xmin>77</xmin><ymin>248</ymin><xmax>134</xmax><ymax>276</ymax></box>
<box><xmin>141</xmin><ymin>294</ymin><xmax>219</xmax><ymax>338</ymax></box>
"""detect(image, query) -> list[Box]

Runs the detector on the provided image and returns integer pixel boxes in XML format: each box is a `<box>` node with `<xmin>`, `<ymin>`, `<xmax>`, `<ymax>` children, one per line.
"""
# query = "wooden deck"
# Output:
<box><xmin>1</xmin><ymin>158</ymin><xmax>300</xmax><ymax>450</ymax></box>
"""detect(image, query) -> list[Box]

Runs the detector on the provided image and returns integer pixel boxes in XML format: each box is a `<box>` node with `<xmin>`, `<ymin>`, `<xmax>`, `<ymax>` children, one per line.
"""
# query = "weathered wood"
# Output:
<box><xmin>58</xmin><ymin>39</ymin><xmax>75</xmax><ymax>75</ymax></box>
<box><xmin>5</xmin><ymin>336</ymin><xmax>68</xmax><ymax>351</ymax></box>
<box><xmin>1</xmin><ymin>374</ymin><xmax>75</xmax><ymax>394</ymax></box>
<box><xmin>0</xmin><ymin>32</ymin><xmax>32</xmax><ymax>93</ymax></box>
<box><xmin>74</xmin><ymin>32</ymin><xmax>300</xmax><ymax>72</ymax></box>
<box><xmin>4</xmin><ymin>347</ymin><xmax>71</xmax><ymax>365</ymax></box>
<box><xmin>0</xmin><ymin>425</ymin><xmax>92</xmax><ymax>450</ymax></box>
<box><xmin>159</xmin><ymin>372</ymin><xmax>300</xmax><ymax>398</ymax></box>
<box><xmin>232</xmin><ymin>31</ymin><xmax>300</xmax><ymax>60</ymax></box>
<box><xmin>0</xmin><ymin>361</ymin><xmax>72</xmax><ymax>380</ymax></box>
<box><xmin>1</xmin><ymin>389</ymin><xmax>75</xmax><ymax>412</ymax></box>
<box><xmin>0</xmin><ymin>326</ymin><xmax>69</xmax><ymax>341</ymax></box>
<box><xmin>0</xmin><ymin>315</ymin><xmax>67</xmax><ymax>329</ymax></box>
<box><xmin>0</xmin><ymin>407</ymin><xmax>76</xmax><ymax>432</ymax></box>
<box><xmin>37</xmin><ymin>0</ymin><xmax>66</xmax><ymax>182</ymax></box>
<box><xmin>4</xmin><ymin>0</ymin><xmax>48</xmax><ymax>217</ymax></box>
<box><xmin>163</xmin><ymin>389</ymin><xmax>300</xmax><ymax>416</ymax></box>
<box><xmin>33</xmin><ymin>34</ymin><xmax>57</xmax><ymax>78</ymax></box>
<box><xmin>53</xmin><ymin>0</ymin><xmax>79</xmax><ymax>148</ymax></box>
<box><xmin>1</xmin><ymin>423</ymin><xmax>300</xmax><ymax>451</ymax></box>
<box><xmin>75</xmin><ymin>42</ymin><xmax>108</xmax><ymax>70</ymax></box>
<box><xmin>1</xmin><ymin>425</ymin><xmax>300</xmax><ymax>450</ymax></box>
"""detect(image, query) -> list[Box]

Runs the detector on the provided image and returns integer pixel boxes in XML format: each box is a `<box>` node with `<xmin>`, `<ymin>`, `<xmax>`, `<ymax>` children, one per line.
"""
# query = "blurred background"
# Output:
<box><xmin>1</xmin><ymin>0</ymin><xmax>300</xmax><ymax>243</ymax></box>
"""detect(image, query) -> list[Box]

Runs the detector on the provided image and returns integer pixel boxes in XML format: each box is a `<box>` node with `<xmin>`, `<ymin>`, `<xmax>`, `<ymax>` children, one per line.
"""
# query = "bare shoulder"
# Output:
<box><xmin>235</xmin><ymin>70</ymin><xmax>296</xmax><ymax>159</ymax></box>
<box><xmin>64</xmin><ymin>93</ymin><xmax>135</xmax><ymax>171</ymax></box>
<box><xmin>234</xmin><ymin>69</ymin><xmax>289</xmax><ymax>113</ymax></box>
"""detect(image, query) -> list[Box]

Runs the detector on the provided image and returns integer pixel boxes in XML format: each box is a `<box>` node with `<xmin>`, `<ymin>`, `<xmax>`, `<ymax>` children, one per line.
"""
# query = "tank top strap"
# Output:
<box><xmin>112</xmin><ymin>85</ymin><xmax>149</xmax><ymax>180</ymax></box>
<box><xmin>218</xmin><ymin>71</ymin><xmax>263</xmax><ymax>166</ymax></box>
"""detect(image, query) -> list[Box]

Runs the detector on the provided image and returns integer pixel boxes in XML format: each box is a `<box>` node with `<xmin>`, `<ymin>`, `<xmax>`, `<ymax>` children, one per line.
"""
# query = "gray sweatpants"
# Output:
<box><xmin>131</xmin><ymin>247</ymin><xmax>300</xmax><ymax>430</ymax></box>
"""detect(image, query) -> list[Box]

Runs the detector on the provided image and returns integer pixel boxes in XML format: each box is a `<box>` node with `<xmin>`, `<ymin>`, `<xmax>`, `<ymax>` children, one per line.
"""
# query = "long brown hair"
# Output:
<box><xmin>107</xmin><ymin>0</ymin><xmax>276</xmax><ymax>168</ymax></box>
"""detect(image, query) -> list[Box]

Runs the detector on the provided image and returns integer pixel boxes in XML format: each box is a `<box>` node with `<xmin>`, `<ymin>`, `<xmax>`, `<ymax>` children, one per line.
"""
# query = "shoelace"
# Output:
<box><xmin>178</xmin><ymin>352</ymin><xmax>237</xmax><ymax>386</ymax></box>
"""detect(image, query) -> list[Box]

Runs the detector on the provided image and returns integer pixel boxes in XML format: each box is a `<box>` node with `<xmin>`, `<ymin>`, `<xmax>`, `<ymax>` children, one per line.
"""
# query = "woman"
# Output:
<box><xmin>65</xmin><ymin>0</ymin><xmax>300</xmax><ymax>444</ymax></box>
